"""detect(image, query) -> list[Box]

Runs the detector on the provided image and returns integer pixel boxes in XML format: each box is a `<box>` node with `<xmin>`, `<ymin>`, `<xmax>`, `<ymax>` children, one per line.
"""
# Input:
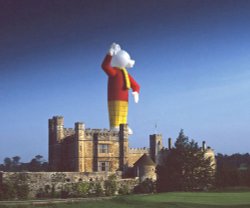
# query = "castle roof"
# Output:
<box><xmin>134</xmin><ymin>154</ymin><xmax>156</xmax><ymax>167</ymax></box>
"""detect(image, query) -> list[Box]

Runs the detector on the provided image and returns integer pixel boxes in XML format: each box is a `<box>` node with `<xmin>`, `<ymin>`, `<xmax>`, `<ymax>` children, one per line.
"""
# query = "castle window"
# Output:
<box><xmin>98</xmin><ymin>161</ymin><xmax>109</xmax><ymax>172</ymax></box>
<box><xmin>98</xmin><ymin>144</ymin><xmax>109</xmax><ymax>153</ymax></box>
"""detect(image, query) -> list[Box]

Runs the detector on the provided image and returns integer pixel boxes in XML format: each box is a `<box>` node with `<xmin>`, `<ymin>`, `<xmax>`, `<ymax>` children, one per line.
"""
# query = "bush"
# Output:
<box><xmin>0</xmin><ymin>183</ymin><xmax>15</xmax><ymax>200</ymax></box>
<box><xmin>77</xmin><ymin>181</ymin><xmax>90</xmax><ymax>197</ymax></box>
<box><xmin>118</xmin><ymin>183</ymin><xmax>130</xmax><ymax>195</ymax></box>
<box><xmin>94</xmin><ymin>180</ymin><xmax>104</xmax><ymax>197</ymax></box>
<box><xmin>36</xmin><ymin>184</ymin><xmax>62</xmax><ymax>199</ymax></box>
<box><xmin>104</xmin><ymin>174</ymin><xmax>117</xmax><ymax>196</ymax></box>
<box><xmin>134</xmin><ymin>178</ymin><xmax>156</xmax><ymax>194</ymax></box>
<box><xmin>61</xmin><ymin>183</ymin><xmax>72</xmax><ymax>198</ymax></box>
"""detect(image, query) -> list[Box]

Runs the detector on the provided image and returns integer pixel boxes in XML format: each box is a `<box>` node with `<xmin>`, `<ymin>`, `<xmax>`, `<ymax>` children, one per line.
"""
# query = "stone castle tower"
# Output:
<box><xmin>149</xmin><ymin>134</ymin><xmax>163</xmax><ymax>164</ymax></box>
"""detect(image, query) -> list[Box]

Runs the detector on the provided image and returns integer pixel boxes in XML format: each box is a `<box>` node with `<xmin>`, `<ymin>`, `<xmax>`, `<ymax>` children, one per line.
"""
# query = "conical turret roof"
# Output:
<box><xmin>134</xmin><ymin>154</ymin><xmax>156</xmax><ymax>167</ymax></box>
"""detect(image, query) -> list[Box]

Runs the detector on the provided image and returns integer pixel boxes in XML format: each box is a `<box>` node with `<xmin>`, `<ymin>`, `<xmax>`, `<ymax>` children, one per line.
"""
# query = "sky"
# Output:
<box><xmin>1</xmin><ymin>0</ymin><xmax>250</xmax><ymax>162</ymax></box>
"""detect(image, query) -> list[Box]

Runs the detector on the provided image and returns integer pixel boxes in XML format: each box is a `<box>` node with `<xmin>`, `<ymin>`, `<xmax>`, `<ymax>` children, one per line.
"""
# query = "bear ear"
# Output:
<box><xmin>126</xmin><ymin>59</ymin><xmax>135</xmax><ymax>68</ymax></box>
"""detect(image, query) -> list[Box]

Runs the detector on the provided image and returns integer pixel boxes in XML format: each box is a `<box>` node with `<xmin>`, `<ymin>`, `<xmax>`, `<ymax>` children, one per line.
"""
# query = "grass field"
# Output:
<box><xmin>1</xmin><ymin>192</ymin><xmax>250</xmax><ymax>208</ymax></box>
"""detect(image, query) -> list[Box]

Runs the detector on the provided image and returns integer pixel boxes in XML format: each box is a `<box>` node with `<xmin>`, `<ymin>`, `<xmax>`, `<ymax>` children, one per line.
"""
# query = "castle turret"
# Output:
<box><xmin>149</xmin><ymin>134</ymin><xmax>163</xmax><ymax>164</ymax></box>
<box><xmin>203</xmin><ymin>144</ymin><xmax>216</xmax><ymax>171</ymax></box>
<box><xmin>119</xmin><ymin>124</ymin><xmax>129</xmax><ymax>172</ymax></box>
<box><xmin>74</xmin><ymin>122</ymin><xmax>85</xmax><ymax>172</ymax></box>
<box><xmin>168</xmin><ymin>137</ymin><xmax>172</xmax><ymax>150</ymax></box>
<box><xmin>49</xmin><ymin>119</ymin><xmax>55</xmax><ymax>144</ymax></box>
<box><xmin>202</xmin><ymin>141</ymin><xmax>207</xmax><ymax>151</ymax></box>
<box><xmin>48</xmin><ymin>118</ymin><xmax>55</xmax><ymax>170</ymax></box>
<box><xmin>48</xmin><ymin>116</ymin><xmax>64</xmax><ymax>171</ymax></box>
<box><xmin>54</xmin><ymin>116</ymin><xmax>64</xmax><ymax>142</ymax></box>
<box><xmin>134</xmin><ymin>154</ymin><xmax>156</xmax><ymax>182</ymax></box>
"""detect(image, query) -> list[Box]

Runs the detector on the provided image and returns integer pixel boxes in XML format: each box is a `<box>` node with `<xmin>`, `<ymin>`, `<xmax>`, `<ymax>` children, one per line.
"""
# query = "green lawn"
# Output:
<box><xmin>1</xmin><ymin>192</ymin><xmax>250</xmax><ymax>208</ymax></box>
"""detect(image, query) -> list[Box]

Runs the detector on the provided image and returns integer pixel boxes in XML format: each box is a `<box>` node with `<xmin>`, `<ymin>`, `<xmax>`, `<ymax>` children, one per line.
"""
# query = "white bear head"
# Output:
<box><xmin>111</xmin><ymin>50</ymin><xmax>135</xmax><ymax>69</ymax></box>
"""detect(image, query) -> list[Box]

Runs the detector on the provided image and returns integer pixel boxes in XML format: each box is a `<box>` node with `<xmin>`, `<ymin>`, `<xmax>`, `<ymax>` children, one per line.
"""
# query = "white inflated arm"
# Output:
<box><xmin>132</xmin><ymin>91</ymin><xmax>139</xmax><ymax>103</ymax></box>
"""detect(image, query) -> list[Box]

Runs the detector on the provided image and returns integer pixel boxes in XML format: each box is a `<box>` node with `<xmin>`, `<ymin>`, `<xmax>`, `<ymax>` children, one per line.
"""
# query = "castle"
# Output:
<box><xmin>48</xmin><ymin>116</ymin><xmax>215</xmax><ymax>180</ymax></box>
<box><xmin>0</xmin><ymin>116</ymin><xmax>216</xmax><ymax>199</ymax></box>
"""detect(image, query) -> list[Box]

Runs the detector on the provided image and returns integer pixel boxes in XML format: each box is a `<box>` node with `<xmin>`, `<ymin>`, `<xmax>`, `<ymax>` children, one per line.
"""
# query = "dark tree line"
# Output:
<box><xmin>216</xmin><ymin>153</ymin><xmax>250</xmax><ymax>188</ymax></box>
<box><xmin>0</xmin><ymin>155</ymin><xmax>48</xmax><ymax>172</ymax></box>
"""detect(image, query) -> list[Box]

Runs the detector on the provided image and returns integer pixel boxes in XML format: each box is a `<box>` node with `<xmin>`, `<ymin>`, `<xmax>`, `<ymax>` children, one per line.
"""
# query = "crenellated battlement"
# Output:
<box><xmin>64</xmin><ymin>128</ymin><xmax>75</xmax><ymax>137</ymax></box>
<box><xmin>49</xmin><ymin>115</ymin><xmax>120</xmax><ymax>140</ymax></box>
<box><xmin>63</xmin><ymin>127</ymin><xmax>120</xmax><ymax>137</ymax></box>
<box><xmin>129</xmin><ymin>147</ymin><xmax>149</xmax><ymax>154</ymax></box>
<box><xmin>85</xmin><ymin>128</ymin><xmax>118</xmax><ymax>136</ymax></box>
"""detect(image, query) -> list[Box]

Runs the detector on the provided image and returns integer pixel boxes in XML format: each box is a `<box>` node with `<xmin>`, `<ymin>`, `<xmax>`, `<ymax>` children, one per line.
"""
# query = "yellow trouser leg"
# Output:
<box><xmin>108</xmin><ymin>101</ymin><xmax>128</xmax><ymax>128</ymax></box>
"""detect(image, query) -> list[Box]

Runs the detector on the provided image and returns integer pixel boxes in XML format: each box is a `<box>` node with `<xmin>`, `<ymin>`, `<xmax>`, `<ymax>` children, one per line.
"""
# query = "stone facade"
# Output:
<box><xmin>48</xmin><ymin>116</ymin><xmax>159</xmax><ymax>175</ymax></box>
<box><xmin>49</xmin><ymin>116</ymin><xmax>129</xmax><ymax>173</ymax></box>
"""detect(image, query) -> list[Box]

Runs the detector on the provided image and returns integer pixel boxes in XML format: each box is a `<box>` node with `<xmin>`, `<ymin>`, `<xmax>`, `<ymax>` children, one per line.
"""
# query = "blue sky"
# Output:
<box><xmin>1</xmin><ymin>0</ymin><xmax>250</xmax><ymax>162</ymax></box>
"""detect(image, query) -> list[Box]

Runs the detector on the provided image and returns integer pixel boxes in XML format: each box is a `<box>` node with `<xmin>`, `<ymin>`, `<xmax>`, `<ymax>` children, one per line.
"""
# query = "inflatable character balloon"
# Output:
<box><xmin>102</xmin><ymin>43</ymin><xmax>140</xmax><ymax>134</ymax></box>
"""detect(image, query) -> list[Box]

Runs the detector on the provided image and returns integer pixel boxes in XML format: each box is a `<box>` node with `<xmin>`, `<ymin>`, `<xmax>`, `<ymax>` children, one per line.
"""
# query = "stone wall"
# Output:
<box><xmin>128</xmin><ymin>148</ymin><xmax>149</xmax><ymax>166</ymax></box>
<box><xmin>136</xmin><ymin>165</ymin><xmax>156</xmax><ymax>182</ymax></box>
<box><xmin>1</xmin><ymin>171</ymin><xmax>138</xmax><ymax>198</ymax></box>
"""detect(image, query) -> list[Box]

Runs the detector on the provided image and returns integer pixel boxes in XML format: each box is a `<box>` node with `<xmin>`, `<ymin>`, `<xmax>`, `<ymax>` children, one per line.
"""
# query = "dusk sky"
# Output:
<box><xmin>1</xmin><ymin>0</ymin><xmax>250</xmax><ymax>162</ymax></box>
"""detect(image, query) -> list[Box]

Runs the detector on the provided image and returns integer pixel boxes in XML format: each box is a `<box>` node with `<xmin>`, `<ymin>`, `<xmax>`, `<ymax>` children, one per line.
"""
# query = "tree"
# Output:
<box><xmin>12</xmin><ymin>156</ymin><xmax>21</xmax><ymax>166</ymax></box>
<box><xmin>156</xmin><ymin>129</ymin><xmax>215</xmax><ymax>192</ymax></box>
<box><xmin>1</xmin><ymin>155</ymin><xmax>48</xmax><ymax>172</ymax></box>
<box><xmin>35</xmin><ymin>155</ymin><xmax>44</xmax><ymax>163</ymax></box>
<box><xmin>28</xmin><ymin>155</ymin><xmax>46</xmax><ymax>171</ymax></box>
<box><xmin>3</xmin><ymin>157</ymin><xmax>12</xmax><ymax>171</ymax></box>
<box><xmin>215</xmin><ymin>153</ymin><xmax>250</xmax><ymax>187</ymax></box>
<box><xmin>0</xmin><ymin>164</ymin><xmax>4</xmax><ymax>171</ymax></box>
<box><xmin>12</xmin><ymin>156</ymin><xmax>21</xmax><ymax>171</ymax></box>
<box><xmin>133</xmin><ymin>178</ymin><xmax>156</xmax><ymax>194</ymax></box>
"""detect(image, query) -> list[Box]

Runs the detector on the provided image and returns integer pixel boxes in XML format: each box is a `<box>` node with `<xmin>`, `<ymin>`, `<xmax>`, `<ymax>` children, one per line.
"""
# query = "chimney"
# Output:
<box><xmin>168</xmin><ymin>138</ymin><xmax>172</xmax><ymax>150</ymax></box>
<box><xmin>202</xmin><ymin>141</ymin><xmax>207</xmax><ymax>151</ymax></box>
